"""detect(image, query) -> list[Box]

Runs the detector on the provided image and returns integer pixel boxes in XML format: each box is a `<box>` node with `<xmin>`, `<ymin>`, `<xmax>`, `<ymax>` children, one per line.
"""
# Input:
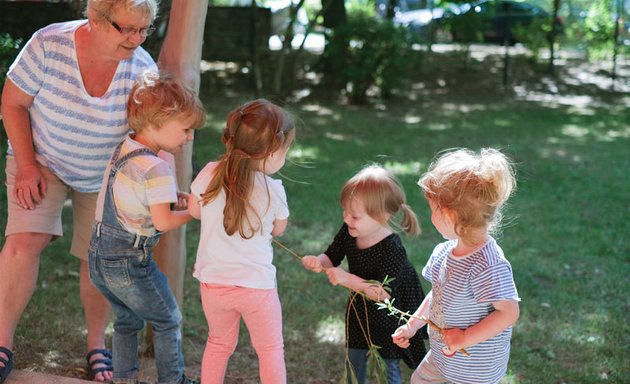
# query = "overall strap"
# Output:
<box><xmin>95</xmin><ymin>143</ymin><xmax>159</xmax><ymax>233</ymax></box>
<box><xmin>112</xmin><ymin>147</ymin><xmax>157</xmax><ymax>170</ymax></box>
<box><xmin>108</xmin><ymin>140</ymin><xmax>125</xmax><ymax>167</ymax></box>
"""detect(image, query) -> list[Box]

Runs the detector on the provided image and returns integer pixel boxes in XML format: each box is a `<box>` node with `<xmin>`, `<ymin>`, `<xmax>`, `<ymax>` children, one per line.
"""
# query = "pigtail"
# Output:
<box><xmin>399</xmin><ymin>203</ymin><xmax>421</xmax><ymax>236</ymax></box>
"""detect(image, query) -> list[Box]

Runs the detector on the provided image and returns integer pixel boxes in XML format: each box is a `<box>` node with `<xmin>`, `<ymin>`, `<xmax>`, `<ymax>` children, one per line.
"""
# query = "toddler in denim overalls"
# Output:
<box><xmin>88</xmin><ymin>71</ymin><xmax>205</xmax><ymax>384</ymax></box>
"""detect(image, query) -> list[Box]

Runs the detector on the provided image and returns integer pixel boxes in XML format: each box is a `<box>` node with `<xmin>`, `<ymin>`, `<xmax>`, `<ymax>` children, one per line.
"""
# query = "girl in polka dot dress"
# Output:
<box><xmin>302</xmin><ymin>164</ymin><xmax>427</xmax><ymax>384</ymax></box>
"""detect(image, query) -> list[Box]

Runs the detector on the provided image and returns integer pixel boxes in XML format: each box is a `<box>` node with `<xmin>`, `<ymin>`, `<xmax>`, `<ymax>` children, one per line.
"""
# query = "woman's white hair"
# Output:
<box><xmin>85</xmin><ymin>0</ymin><xmax>159</xmax><ymax>22</ymax></box>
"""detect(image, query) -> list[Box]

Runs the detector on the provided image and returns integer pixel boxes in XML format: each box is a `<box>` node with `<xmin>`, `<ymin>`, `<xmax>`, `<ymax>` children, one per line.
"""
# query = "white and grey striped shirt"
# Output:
<box><xmin>422</xmin><ymin>237</ymin><xmax>520</xmax><ymax>384</ymax></box>
<box><xmin>7</xmin><ymin>20</ymin><xmax>157</xmax><ymax>193</ymax></box>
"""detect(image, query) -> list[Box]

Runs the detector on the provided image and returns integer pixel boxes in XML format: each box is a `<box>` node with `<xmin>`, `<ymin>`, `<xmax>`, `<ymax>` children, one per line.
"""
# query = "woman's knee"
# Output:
<box><xmin>0</xmin><ymin>232</ymin><xmax>51</xmax><ymax>261</ymax></box>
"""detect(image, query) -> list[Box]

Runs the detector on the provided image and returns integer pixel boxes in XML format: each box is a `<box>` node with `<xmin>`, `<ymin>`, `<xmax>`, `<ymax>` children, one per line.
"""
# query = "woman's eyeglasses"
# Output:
<box><xmin>104</xmin><ymin>14</ymin><xmax>155</xmax><ymax>38</ymax></box>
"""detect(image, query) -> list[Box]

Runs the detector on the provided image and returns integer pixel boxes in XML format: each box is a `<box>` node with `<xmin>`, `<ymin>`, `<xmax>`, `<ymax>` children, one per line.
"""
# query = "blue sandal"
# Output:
<box><xmin>0</xmin><ymin>347</ymin><xmax>13</xmax><ymax>384</ymax></box>
<box><xmin>86</xmin><ymin>348</ymin><xmax>113</xmax><ymax>381</ymax></box>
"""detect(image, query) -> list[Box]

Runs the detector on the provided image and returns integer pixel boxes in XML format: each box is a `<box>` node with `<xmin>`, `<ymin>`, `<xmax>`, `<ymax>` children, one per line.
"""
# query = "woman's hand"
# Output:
<box><xmin>301</xmin><ymin>255</ymin><xmax>324</xmax><ymax>272</ymax></box>
<box><xmin>14</xmin><ymin>163</ymin><xmax>47</xmax><ymax>210</ymax></box>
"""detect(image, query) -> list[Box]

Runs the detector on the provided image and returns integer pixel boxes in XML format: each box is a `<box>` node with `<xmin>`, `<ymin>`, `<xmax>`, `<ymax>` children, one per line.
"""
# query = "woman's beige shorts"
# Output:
<box><xmin>5</xmin><ymin>156</ymin><xmax>98</xmax><ymax>260</ymax></box>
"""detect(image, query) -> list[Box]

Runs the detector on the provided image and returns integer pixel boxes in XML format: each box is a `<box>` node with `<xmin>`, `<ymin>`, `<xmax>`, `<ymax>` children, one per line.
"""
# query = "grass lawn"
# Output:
<box><xmin>1</xmin><ymin>49</ymin><xmax>628</xmax><ymax>383</ymax></box>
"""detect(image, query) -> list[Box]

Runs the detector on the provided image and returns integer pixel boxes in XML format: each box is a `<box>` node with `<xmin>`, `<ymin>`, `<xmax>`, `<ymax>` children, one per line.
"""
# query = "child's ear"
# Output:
<box><xmin>442</xmin><ymin>207</ymin><xmax>457</xmax><ymax>223</ymax></box>
<box><xmin>379</xmin><ymin>214</ymin><xmax>390</xmax><ymax>225</ymax></box>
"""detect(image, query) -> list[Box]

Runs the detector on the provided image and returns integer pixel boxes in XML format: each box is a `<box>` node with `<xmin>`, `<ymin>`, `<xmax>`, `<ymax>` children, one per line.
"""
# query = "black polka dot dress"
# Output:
<box><xmin>325</xmin><ymin>224</ymin><xmax>428</xmax><ymax>368</ymax></box>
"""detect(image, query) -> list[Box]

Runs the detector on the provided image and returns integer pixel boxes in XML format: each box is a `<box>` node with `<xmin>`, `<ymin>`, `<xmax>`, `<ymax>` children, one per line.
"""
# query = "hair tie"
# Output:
<box><xmin>221</xmin><ymin>129</ymin><xmax>233</xmax><ymax>145</ymax></box>
<box><xmin>231</xmin><ymin>148</ymin><xmax>253</xmax><ymax>159</ymax></box>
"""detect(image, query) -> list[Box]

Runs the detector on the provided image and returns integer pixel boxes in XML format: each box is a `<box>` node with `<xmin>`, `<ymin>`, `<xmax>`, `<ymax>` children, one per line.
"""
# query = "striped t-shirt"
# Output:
<box><xmin>6</xmin><ymin>20</ymin><xmax>157</xmax><ymax>193</ymax></box>
<box><xmin>95</xmin><ymin>136</ymin><xmax>178</xmax><ymax>237</ymax></box>
<box><xmin>422</xmin><ymin>237</ymin><xmax>520</xmax><ymax>384</ymax></box>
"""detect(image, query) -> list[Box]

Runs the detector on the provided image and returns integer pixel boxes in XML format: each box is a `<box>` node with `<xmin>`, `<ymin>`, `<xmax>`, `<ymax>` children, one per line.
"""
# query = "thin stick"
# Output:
<box><xmin>272</xmin><ymin>239</ymin><xmax>303</xmax><ymax>260</ymax></box>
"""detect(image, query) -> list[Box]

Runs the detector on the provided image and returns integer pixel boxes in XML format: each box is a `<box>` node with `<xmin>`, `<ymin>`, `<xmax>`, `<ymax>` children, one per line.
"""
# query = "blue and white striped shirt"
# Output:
<box><xmin>422</xmin><ymin>237</ymin><xmax>520</xmax><ymax>384</ymax></box>
<box><xmin>7</xmin><ymin>20</ymin><xmax>157</xmax><ymax>193</ymax></box>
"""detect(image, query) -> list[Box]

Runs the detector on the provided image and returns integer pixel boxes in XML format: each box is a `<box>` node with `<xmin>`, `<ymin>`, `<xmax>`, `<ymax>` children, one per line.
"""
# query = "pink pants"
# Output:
<box><xmin>199</xmin><ymin>283</ymin><xmax>286</xmax><ymax>384</ymax></box>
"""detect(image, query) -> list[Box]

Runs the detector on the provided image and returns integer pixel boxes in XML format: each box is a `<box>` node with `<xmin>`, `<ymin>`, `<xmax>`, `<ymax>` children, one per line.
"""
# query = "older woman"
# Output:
<box><xmin>0</xmin><ymin>1</ymin><xmax>159</xmax><ymax>382</ymax></box>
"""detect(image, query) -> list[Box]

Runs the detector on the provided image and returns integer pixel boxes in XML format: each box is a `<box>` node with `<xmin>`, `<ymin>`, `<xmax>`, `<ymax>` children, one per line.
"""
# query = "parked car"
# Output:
<box><xmin>444</xmin><ymin>0</ymin><xmax>563</xmax><ymax>45</ymax></box>
<box><xmin>264</xmin><ymin>0</ymin><xmax>309</xmax><ymax>35</ymax></box>
<box><xmin>231</xmin><ymin>0</ymin><xmax>309</xmax><ymax>36</ymax></box>
<box><xmin>376</xmin><ymin>0</ymin><xmax>461</xmax><ymax>42</ymax></box>
<box><xmin>394</xmin><ymin>5</ymin><xmax>464</xmax><ymax>41</ymax></box>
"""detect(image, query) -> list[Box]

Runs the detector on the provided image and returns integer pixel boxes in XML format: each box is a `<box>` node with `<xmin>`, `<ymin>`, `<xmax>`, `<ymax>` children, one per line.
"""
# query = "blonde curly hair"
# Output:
<box><xmin>418</xmin><ymin>148</ymin><xmax>516</xmax><ymax>244</ymax></box>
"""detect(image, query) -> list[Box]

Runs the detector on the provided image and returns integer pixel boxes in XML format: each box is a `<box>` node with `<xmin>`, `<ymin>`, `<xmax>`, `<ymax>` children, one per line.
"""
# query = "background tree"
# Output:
<box><xmin>321</xmin><ymin>0</ymin><xmax>348</xmax><ymax>89</ymax></box>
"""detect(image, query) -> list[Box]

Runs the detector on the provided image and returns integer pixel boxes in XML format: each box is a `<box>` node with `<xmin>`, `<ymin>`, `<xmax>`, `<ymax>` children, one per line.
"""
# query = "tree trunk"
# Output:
<box><xmin>272</xmin><ymin>0</ymin><xmax>306</xmax><ymax>94</ymax></box>
<box><xmin>321</xmin><ymin>0</ymin><xmax>347</xmax><ymax>90</ymax></box>
<box><xmin>145</xmin><ymin>0</ymin><xmax>207</xmax><ymax>356</ymax></box>
<box><xmin>611</xmin><ymin>0</ymin><xmax>622</xmax><ymax>89</ymax></box>
<box><xmin>548</xmin><ymin>0</ymin><xmax>561</xmax><ymax>74</ymax></box>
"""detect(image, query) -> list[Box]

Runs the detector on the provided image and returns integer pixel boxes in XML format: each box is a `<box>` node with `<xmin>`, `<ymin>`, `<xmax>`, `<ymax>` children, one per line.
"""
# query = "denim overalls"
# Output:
<box><xmin>88</xmin><ymin>142</ymin><xmax>184</xmax><ymax>384</ymax></box>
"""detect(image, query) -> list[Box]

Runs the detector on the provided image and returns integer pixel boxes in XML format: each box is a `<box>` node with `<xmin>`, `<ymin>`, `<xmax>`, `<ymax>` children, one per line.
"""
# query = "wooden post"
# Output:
<box><xmin>158</xmin><ymin>0</ymin><xmax>208</xmax><ymax>95</ymax></box>
<box><xmin>145</xmin><ymin>0</ymin><xmax>207</xmax><ymax>355</ymax></box>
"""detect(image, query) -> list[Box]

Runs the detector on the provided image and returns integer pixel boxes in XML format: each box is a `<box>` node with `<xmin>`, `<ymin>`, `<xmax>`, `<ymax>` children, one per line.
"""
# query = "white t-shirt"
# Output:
<box><xmin>190</xmin><ymin>161</ymin><xmax>289</xmax><ymax>289</ymax></box>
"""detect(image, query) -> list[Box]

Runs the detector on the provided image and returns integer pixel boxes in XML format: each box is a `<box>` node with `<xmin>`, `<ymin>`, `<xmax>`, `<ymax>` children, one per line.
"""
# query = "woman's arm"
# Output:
<box><xmin>1</xmin><ymin>79</ymin><xmax>46</xmax><ymax>209</ymax></box>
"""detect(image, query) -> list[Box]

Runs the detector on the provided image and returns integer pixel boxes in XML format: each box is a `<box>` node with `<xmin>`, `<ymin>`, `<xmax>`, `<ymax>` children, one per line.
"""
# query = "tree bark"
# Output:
<box><xmin>145</xmin><ymin>0</ymin><xmax>207</xmax><ymax>356</ymax></box>
<box><xmin>548</xmin><ymin>0</ymin><xmax>561</xmax><ymax>74</ymax></box>
<box><xmin>155</xmin><ymin>0</ymin><xmax>206</xmax><ymax>305</ymax></box>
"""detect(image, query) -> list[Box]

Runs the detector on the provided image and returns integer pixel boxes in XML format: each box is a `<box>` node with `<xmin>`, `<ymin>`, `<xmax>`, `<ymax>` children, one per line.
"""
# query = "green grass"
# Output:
<box><xmin>187</xmin><ymin>86</ymin><xmax>629</xmax><ymax>382</ymax></box>
<box><xmin>1</xmin><ymin>55</ymin><xmax>629</xmax><ymax>383</ymax></box>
